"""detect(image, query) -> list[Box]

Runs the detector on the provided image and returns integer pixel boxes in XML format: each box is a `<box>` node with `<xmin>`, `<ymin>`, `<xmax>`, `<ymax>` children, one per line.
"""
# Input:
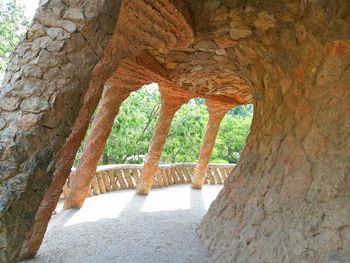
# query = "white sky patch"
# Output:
<box><xmin>16</xmin><ymin>0</ymin><xmax>40</xmax><ymax>20</ymax></box>
<box><xmin>144</xmin><ymin>82</ymin><xmax>159</xmax><ymax>93</ymax></box>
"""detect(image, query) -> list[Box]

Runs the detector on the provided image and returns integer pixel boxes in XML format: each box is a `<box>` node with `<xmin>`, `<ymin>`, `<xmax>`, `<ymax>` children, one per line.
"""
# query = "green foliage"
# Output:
<box><xmin>103</xmin><ymin>86</ymin><xmax>160</xmax><ymax>164</ymax></box>
<box><xmin>74</xmin><ymin>85</ymin><xmax>253</xmax><ymax>166</ymax></box>
<box><xmin>0</xmin><ymin>0</ymin><xmax>29</xmax><ymax>71</ymax></box>
<box><xmin>161</xmin><ymin>101</ymin><xmax>208</xmax><ymax>163</ymax></box>
<box><xmin>211</xmin><ymin>115</ymin><xmax>252</xmax><ymax>163</ymax></box>
<box><xmin>229</xmin><ymin>104</ymin><xmax>254</xmax><ymax>119</ymax></box>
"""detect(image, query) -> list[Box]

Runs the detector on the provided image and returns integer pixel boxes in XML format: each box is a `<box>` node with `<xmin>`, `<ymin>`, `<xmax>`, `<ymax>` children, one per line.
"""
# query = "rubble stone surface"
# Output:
<box><xmin>0</xmin><ymin>0</ymin><xmax>349</xmax><ymax>262</ymax></box>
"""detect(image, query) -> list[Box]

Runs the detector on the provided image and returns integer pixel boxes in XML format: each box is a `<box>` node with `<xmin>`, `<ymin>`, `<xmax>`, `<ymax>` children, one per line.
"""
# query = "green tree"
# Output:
<box><xmin>103</xmin><ymin>85</ymin><xmax>160</xmax><ymax>164</ymax></box>
<box><xmin>0</xmin><ymin>0</ymin><xmax>29</xmax><ymax>71</ymax></box>
<box><xmin>229</xmin><ymin>104</ymin><xmax>254</xmax><ymax>119</ymax></box>
<box><xmin>211</xmin><ymin>115</ymin><xmax>252</xmax><ymax>163</ymax></box>
<box><xmin>161</xmin><ymin>101</ymin><xmax>208</xmax><ymax>163</ymax></box>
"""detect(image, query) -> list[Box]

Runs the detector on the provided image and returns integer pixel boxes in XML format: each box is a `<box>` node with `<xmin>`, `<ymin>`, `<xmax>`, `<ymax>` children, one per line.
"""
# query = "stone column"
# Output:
<box><xmin>0</xmin><ymin>1</ymin><xmax>124</xmax><ymax>261</ymax></box>
<box><xmin>198</xmin><ymin>26</ymin><xmax>350</xmax><ymax>263</ymax></box>
<box><xmin>64</xmin><ymin>83</ymin><xmax>134</xmax><ymax>209</ymax></box>
<box><xmin>17</xmin><ymin>62</ymin><xmax>123</xmax><ymax>260</ymax></box>
<box><xmin>192</xmin><ymin>100</ymin><xmax>235</xmax><ymax>189</ymax></box>
<box><xmin>136</xmin><ymin>88</ymin><xmax>193</xmax><ymax>195</ymax></box>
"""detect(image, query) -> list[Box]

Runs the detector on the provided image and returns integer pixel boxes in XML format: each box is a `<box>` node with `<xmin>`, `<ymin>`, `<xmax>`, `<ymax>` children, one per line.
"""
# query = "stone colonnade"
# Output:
<box><xmin>2</xmin><ymin>1</ymin><xmax>348</xmax><ymax>262</ymax></box>
<box><xmin>65</xmin><ymin>83</ymin><xmax>235</xmax><ymax>202</ymax></box>
<box><xmin>64</xmin><ymin>56</ymin><xmax>180</xmax><ymax>208</ymax></box>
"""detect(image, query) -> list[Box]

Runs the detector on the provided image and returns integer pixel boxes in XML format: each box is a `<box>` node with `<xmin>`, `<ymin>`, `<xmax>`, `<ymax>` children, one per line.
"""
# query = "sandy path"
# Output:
<box><xmin>21</xmin><ymin>185</ymin><xmax>222</xmax><ymax>263</ymax></box>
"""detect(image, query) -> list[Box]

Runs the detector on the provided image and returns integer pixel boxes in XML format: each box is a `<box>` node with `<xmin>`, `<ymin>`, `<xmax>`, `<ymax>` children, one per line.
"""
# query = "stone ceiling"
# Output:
<box><xmin>140</xmin><ymin>1</ymin><xmax>257</xmax><ymax>104</ymax></box>
<box><xmin>96</xmin><ymin>0</ymin><xmax>255</xmax><ymax>105</ymax></box>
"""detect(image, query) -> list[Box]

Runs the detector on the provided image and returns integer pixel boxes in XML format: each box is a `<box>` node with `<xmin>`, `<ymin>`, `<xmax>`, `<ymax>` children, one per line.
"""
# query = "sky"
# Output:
<box><xmin>16</xmin><ymin>0</ymin><xmax>40</xmax><ymax>19</ymax></box>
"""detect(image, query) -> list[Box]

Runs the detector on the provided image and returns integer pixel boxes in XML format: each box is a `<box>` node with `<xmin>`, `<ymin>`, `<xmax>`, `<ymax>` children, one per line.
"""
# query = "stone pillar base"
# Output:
<box><xmin>136</xmin><ymin>182</ymin><xmax>152</xmax><ymax>195</ymax></box>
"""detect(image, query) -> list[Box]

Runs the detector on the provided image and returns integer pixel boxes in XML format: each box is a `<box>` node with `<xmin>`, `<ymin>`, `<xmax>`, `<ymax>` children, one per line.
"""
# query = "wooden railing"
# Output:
<box><xmin>63</xmin><ymin>163</ymin><xmax>235</xmax><ymax>198</ymax></box>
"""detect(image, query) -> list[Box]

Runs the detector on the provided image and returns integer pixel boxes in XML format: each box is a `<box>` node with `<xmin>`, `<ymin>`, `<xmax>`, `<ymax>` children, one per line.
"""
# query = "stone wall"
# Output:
<box><xmin>197</xmin><ymin>1</ymin><xmax>350</xmax><ymax>262</ymax></box>
<box><xmin>0</xmin><ymin>0</ymin><xmax>349</xmax><ymax>262</ymax></box>
<box><xmin>0</xmin><ymin>0</ymin><xmax>122</xmax><ymax>261</ymax></box>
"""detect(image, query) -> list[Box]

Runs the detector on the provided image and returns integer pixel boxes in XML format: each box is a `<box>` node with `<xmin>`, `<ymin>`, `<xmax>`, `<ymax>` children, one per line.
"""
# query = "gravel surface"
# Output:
<box><xmin>21</xmin><ymin>185</ymin><xmax>222</xmax><ymax>263</ymax></box>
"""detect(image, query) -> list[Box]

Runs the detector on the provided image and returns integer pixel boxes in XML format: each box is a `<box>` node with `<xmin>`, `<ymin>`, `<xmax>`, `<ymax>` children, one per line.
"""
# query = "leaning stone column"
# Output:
<box><xmin>137</xmin><ymin>87</ymin><xmax>193</xmax><ymax>195</ymax></box>
<box><xmin>64</xmin><ymin>83</ymin><xmax>134</xmax><ymax>209</ymax></box>
<box><xmin>17</xmin><ymin>62</ymin><xmax>122</xmax><ymax>260</ymax></box>
<box><xmin>192</xmin><ymin>99</ymin><xmax>235</xmax><ymax>189</ymax></box>
<box><xmin>0</xmin><ymin>1</ymin><xmax>124</xmax><ymax>261</ymax></box>
<box><xmin>17</xmin><ymin>38</ymin><xmax>139</xmax><ymax>261</ymax></box>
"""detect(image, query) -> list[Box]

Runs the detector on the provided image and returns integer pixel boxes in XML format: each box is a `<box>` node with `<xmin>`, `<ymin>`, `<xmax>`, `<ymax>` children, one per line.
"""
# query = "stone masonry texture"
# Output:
<box><xmin>0</xmin><ymin>0</ymin><xmax>123</xmax><ymax>261</ymax></box>
<box><xmin>194</xmin><ymin>1</ymin><xmax>350</xmax><ymax>263</ymax></box>
<box><xmin>0</xmin><ymin>0</ymin><xmax>349</xmax><ymax>262</ymax></box>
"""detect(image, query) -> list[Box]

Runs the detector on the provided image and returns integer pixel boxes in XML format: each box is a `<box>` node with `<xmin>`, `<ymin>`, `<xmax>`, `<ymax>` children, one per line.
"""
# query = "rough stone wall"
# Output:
<box><xmin>197</xmin><ymin>1</ymin><xmax>350</xmax><ymax>262</ymax></box>
<box><xmin>149</xmin><ymin>48</ymin><xmax>252</xmax><ymax>103</ymax></box>
<box><xmin>0</xmin><ymin>0</ymin><xmax>122</xmax><ymax>261</ymax></box>
<box><xmin>0</xmin><ymin>0</ymin><xmax>349</xmax><ymax>262</ymax></box>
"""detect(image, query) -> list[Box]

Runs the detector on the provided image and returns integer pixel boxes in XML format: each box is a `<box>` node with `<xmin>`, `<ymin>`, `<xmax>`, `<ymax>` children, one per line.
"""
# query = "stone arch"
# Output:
<box><xmin>64</xmin><ymin>53</ymin><xmax>193</xmax><ymax>208</ymax></box>
<box><xmin>0</xmin><ymin>0</ymin><xmax>349</xmax><ymax>262</ymax></box>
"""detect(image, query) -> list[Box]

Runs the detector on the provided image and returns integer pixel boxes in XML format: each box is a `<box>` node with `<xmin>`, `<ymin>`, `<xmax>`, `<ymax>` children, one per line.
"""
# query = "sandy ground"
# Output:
<box><xmin>21</xmin><ymin>185</ymin><xmax>222</xmax><ymax>263</ymax></box>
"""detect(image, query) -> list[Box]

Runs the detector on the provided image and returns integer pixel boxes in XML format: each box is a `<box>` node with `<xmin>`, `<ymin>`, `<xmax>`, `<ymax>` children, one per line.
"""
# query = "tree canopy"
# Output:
<box><xmin>0</xmin><ymin>0</ymin><xmax>29</xmax><ymax>71</ymax></box>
